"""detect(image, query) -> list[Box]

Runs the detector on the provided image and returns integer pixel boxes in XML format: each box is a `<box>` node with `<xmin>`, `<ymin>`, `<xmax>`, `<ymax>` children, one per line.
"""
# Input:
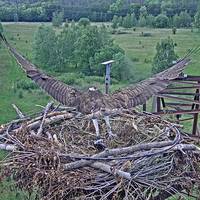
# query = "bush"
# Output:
<box><xmin>64</xmin><ymin>22</ymin><xmax>69</xmax><ymax>28</ymax></box>
<box><xmin>78</xmin><ymin>18</ymin><xmax>90</xmax><ymax>26</ymax></box>
<box><xmin>144</xmin><ymin>58</ymin><xmax>151</xmax><ymax>63</ymax></box>
<box><xmin>131</xmin><ymin>57</ymin><xmax>139</xmax><ymax>62</ymax></box>
<box><xmin>111</xmin><ymin>15</ymin><xmax>119</xmax><ymax>29</ymax></box>
<box><xmin>9</xmin><ymin>36</ymin><xmax>15</xmax><ymax>41</ymax></box>
<box><xmin>57</xmin><ymin>73</ymin><xmax>85</xmax><ymax>85</ymax></box>
<box><xmin>0</xmin><ymin>22</ymin><xmax>3</xmax><ymax>33</ymax></box>
<box><xmin>110</xmin><ymin>29</ymin><xmax>117</xmax><ymax>34</ymax></box>
<box><xmin>56</xmin><ymin>73</ymin><xmax>119</xmax><ymax>88</ymax></box>
<box><xmin>52</xmin><ymin>12</ymin><xmax>64</xmax><ymax>27</ymax></box>
<box><xmin>154</xmin><ymin>14</ymin><xmax>169</xmax><ymax>28</ymax></box>
<box><xmin>172</xmin><ymin>27</ymin><xmax>177</xmax><ymax>35</ymax></box>
<box><xmin>16</xmin><ymin>80</ymin><xmax>38</xmax><ymax>90</ymax></box>
<box><xmin>13</xmin><ymin>13</ymin><xmax>19</xmax><ymax>22</ymax></box>
<box><xmin>138</xmin><ymin>16</ymin><xmax>146</xmax><ymax>27</ymax></box>
<box><xmin>18</xmin><ymin>90</ymin><xmax>24</xmax><ymax>99</ymax></box>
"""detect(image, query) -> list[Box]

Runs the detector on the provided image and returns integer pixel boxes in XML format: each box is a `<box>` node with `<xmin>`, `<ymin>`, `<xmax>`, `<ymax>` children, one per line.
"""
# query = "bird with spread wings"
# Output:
<box><xmin>0</xmin><ymin>32</ymin><xmax>191</xmax><ymax>148</ymax></box>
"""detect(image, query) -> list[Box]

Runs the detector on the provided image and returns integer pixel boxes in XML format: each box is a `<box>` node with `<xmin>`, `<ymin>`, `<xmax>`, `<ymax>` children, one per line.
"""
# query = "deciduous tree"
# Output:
<box><xmin>154</xmin><ymin>14</ymin><xmax>169</xmax><ymax>28</ymax></box>
<box><xmin>195</xmin><ymin>8</ymin><xmax>200</xmax><ymax>31</ymax></box>
<box><xmin>33</xmin><ymin>25</ymin><xmax>58</xmax><ymax>70</ymax></box>
<box><xmin>152</xmin><ymin>37</ymin><xmax>178</xmax><ymax>74</ymax></box>
<box><xmin>52</xmin><ymin>11</ymin><xmax>64</xmax><ymax>27</ymax></box>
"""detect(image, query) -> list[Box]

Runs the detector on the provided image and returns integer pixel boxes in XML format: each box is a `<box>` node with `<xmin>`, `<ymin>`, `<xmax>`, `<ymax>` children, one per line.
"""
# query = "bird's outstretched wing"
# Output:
<box><xmin>0</xmin><ymin>33</ymin><xmax>82</xmax><ymax>107</ymax></box>
<box><xmin>111</xmin><ymin>58</ymin><xmax>190</xmax><ymax>108</ymax></box>
<box><xmin>0</xmin><ymin>32</ymin><xmax>191</xmax><ymax>110</ymax></box>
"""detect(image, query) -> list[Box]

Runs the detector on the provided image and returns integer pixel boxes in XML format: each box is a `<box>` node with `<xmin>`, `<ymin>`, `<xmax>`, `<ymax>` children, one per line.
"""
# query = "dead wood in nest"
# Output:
<box><xmin>0</xmin><ymin>103</ymin><xmax>200</xmax><ymax>200</ymax></box>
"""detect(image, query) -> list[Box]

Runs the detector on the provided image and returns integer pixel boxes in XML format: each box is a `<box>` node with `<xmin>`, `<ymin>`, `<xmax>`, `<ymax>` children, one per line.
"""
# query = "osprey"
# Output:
<box><xmin>0</xmin><ymin>33</ymin><xmax>190</xmax><ymax>147</ymax></box>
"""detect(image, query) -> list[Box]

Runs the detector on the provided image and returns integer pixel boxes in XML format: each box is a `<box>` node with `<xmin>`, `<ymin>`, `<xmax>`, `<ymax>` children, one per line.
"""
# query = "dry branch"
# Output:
<box><xmin>12</xmin><ymin>104</ymin><xmax>25</xmax><ymax>118</ymax></box>
<box><xmin>37</xmin><ymin>101</ymin><xmax>53</xmax><ymax>135</ymax></box>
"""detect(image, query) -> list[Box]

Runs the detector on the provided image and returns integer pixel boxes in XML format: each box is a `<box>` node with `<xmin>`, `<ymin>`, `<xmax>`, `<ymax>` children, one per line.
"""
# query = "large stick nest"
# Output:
<box><xmin>0</xmin><ymin>105</ymin><xmax>200</xmax><ymax>200</ymax></box>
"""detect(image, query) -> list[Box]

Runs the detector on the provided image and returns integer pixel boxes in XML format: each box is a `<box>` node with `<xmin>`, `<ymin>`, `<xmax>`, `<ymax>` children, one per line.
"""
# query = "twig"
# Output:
<box><xmin>91</xmin><ymin>162</ymin><xmax>131</xmax><ymax>180</ymax></box>
<box><xmin>0</xmin><ymin>143</ymin><xmax>16</xmax><ymax>151</ymax></box>
<box><xmin>12</xmin><ymin>104</ymin><xmax>25</xmax><ymax>119</ymax></box>
<box><xmin>64</xmin><ymin>127</ymin><xmax>180</xmax><ymax>170</ymax></box>
<box><xmin>37</xmin><ymin>102</ymin><xmax>54</xmax><ymax>136</ymax></box>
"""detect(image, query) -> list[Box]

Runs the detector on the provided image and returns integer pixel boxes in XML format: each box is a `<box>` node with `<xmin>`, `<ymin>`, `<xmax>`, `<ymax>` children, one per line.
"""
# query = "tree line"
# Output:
<box><xmin>112</xmin><ymin>9</ymin><xmax>193</xmax><ymax>29</ymax></box>
<box><xmin>0</xmin><ymin>0</ymin><xmax>199</xmax><ymax>23</ymax></box>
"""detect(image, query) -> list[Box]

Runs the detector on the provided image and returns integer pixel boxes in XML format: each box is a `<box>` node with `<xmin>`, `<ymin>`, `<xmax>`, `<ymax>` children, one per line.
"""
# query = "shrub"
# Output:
<box><xmin>13</xmin><ymin>13</ymin><xmax>19</xmax><ymax>22</ymax></box>
<box><xmin>52</xmin><ymin>12</ymin><xmax>64</xmax><ymax>27</ymax></box>
<box><xmin>16</xmin><ymin>80</ymin><xmax>38</xmax><ymax>90</ymax></box>
<box><xmin>57</xmin><ymin>73</ymin><xmax>84</xmax><ymax>85</ymax></box>
<box><xmin>131</xmin><ymin>57</ymin><xmax>139</xmax><ymax>62</ymax></box>
<box><xmin>78</xmin><ymin>18</ymin><xmax>90</xmax><ymax>26</ymax></box>
<box><xmin>172</xmin><ymin>27</ymin><xmax>177</xmax><ymax>35</ymax></box>
<box><xmin>9</xmin><ymin>36</ymin><xmax>15</xmax><ymax>41</ymax></box>
<box><xmin>144</xmin><ymin>58</ymin><xmax>151</xmax><ymax>63</ymax></box>
<box><xmin>154</xmin><ymin>14</ymin><xmax>169</xmax><ymax>28</ymax></box>
<box><xmin>0</xmin><ymin>22</ymin><xmax>3</xmax><ymax>33</ymax></box>
<box><xmin>111</xmin><ymin>15</ymin><xmax>119</xmax><ymax>29</ymax></box>
<box><xmin>64</xmin><ymin>22</ymin><xmax>69</xmax><ymax>28</ymax></box>
<box><xmin>18</xmin><ymin>90</ymin><xmax>24</xmax><ymax>99</ymax></box>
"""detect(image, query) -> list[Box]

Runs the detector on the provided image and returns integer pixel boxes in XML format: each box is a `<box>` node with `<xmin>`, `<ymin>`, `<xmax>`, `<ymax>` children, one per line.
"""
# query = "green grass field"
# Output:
<box><xmin>0</xmin><ymin>23</ymin><xmax>200</xmax><ymax>199</ymax></box>
<box><xmin>112</xmin><ymin>27</ymin><xmax>200</xmax><ymax>80</ymax></box>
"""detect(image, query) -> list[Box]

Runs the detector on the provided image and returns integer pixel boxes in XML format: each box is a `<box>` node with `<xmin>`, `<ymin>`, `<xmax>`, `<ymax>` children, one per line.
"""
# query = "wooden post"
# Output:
<box><xmin>157</xmin><ymin>97</ymin><xmax>161</xmax><ymax>112</ymax></box>
<box><xmin>143</xmin><ymin>104</ymin><xmax>146</xmax><ymax>112</ymax></box>
<box><xmin>152</xmin><ymin>96</ymin><xmax>157</xmax><ymax>112</ymax></box>
<box><xmin>105</xmin><ymin>64</ymin><xmax>111</xmax><ymax>94</ymax></box>
<box><xmin>192</xmin><ymin>81</ymin><xmax>200</xmax><ymax>136</ymax></box>
<box><xmin>101</xmin><ymin>60</ymin><xmax>114</xmax><ymax>94</ymax></box>
<box><xmin>161</xmin><ymin>98</ymin><xmax>166</xmax><ymax>109</ymax></box>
